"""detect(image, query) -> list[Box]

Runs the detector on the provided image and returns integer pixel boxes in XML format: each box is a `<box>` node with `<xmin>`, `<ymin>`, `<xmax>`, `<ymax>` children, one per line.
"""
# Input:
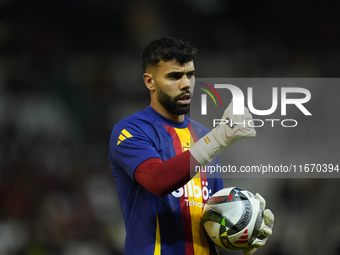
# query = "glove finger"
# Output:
<box><xmin>247</xmin><ymin>128</ymin><xmax>256</xmax><ymax>137</ymax></box>
<box><xmin>264</xmin><ymin>209</ymin><xmax>274</xmax><ymax>228</ymax></box>
<box><xmin>243</xmin><ymin>246</ymin><xmax>257</xmax><ymax>255</ymax></box>
<box><xmin>244</xmin><ymin>119</ymin><xmax>255</xmax><ymax>128</ymax></box>
<box><xmin>243</xmin><ymin>110</ymin><xmax>253</xmax><ymax>121</ymax></box>
<box><xmin>259</xmin><ymin>225</ymin><xmax>272</xmax><ymax>237</ymax></box>
<box><xmin>256</xmin><ymin>193</ymin><xmax>266</xmax><ymax>209</ymax></box>
<box><xmin>244</xmin><ymin>105</ymin><xmax>251</xmax><ymax>114</ymax></box>
<box><xmin>236</xmin><ymin>108</ymin><xmax>252</xmax><ymax>122</ymax></box>
<box><xmin>242</xmin><ymin>113</ymin><xmax>253</xmax><ymax>127</ymax></box>
<box><xmin>241</xmin><ymin>115</ymin><xmax>256</xmax><ymax>131</ymax></box>
<box><xmin>251</xmin><ymin>237</ymin><xmax>268</xmax><ymax>248</ymax></box>
<box><xmin>222</xmin><ymin>100</ymin><xmax>234</xmax><ymax>119</ymax></box>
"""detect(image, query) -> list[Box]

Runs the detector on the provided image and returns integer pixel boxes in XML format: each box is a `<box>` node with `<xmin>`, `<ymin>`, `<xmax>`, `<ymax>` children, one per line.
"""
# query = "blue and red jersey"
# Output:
<box><xmin>109</xmin><ymin>106</ymin><xmax>223</xmax><ymax>255</ymax></box>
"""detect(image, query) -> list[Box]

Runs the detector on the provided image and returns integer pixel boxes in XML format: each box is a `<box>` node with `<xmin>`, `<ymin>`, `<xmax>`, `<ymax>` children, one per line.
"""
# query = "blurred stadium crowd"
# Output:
<box><xmin>0</xmin><ymin>0</ymin><xmax>340</xmax><ymax>254</ymax></box>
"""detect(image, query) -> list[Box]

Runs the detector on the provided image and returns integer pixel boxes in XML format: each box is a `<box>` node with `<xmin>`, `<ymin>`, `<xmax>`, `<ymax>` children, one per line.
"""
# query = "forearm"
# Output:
<box><xmin>134</xmin><ymin>150</ymin><xmax>199</xmax><ymax>197</ymax></box>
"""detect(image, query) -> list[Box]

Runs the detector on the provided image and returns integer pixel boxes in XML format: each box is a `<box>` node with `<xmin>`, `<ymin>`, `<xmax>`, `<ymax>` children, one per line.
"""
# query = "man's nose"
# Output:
<box><xmin>180</xmin><ymin>76</ymin><xmax>191</xmax><ymax>90</ymax></box>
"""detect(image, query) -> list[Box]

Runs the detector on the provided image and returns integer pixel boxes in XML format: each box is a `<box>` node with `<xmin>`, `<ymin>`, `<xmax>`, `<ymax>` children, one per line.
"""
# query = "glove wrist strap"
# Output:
<box><xmin>190</xmin><ymin>132</ymin><xmax>224</xmax><ymax>166</ymax></box>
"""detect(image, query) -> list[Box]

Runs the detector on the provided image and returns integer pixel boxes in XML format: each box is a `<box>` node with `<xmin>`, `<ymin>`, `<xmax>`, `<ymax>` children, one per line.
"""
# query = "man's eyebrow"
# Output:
<box><xmin>166</xmin><ymin>71</ymin><xmax>184</xmax><ymax>77</ymax></box>
<box><xmin>166</xmin><ymin>69</ymin><xmax>195</xmax><ymax>77</ymax></box>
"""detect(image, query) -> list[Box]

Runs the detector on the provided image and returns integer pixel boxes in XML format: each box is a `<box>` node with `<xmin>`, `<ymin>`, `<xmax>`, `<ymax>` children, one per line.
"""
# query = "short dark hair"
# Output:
<box><xmin>141</xmin><ymin>37</ymin><xmax>197</xmax><ymax>72</ymax></box>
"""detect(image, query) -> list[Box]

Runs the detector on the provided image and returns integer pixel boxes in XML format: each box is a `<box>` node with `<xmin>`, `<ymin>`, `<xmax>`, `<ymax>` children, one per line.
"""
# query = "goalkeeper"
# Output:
<box><xmin>109</xmin><ymin>37</ymin><xmax>274</xmax><ymax>255</ymax></box>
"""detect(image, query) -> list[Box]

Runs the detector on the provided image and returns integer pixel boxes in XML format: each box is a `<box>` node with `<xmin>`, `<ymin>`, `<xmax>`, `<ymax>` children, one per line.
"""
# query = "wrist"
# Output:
<box><xmin>190</xmin><ymin>131</ymin><xmax>224</xmax><ymax>166</ymax></box>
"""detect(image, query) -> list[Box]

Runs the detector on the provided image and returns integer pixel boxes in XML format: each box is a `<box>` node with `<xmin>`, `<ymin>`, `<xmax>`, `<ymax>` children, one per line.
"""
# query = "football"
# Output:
<box><xmin>202</xmin><ymin>187</ymin><xmax>263</xmax><ymax>251</ymax></box>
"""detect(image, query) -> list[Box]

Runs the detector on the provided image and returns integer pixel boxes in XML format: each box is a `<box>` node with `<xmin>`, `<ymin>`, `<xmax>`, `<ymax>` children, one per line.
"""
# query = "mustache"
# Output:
<box><xmin>174</xmin><ymin>90</ymin><xmax>192</xmax><ymax>101</ymax></box>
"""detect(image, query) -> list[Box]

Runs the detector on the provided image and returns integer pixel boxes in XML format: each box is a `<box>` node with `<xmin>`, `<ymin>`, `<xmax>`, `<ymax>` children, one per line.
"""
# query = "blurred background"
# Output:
<box><xmin>0</xmin><ymin>0</ymin><xmax>340</xmax><ymax>254</ymax></box>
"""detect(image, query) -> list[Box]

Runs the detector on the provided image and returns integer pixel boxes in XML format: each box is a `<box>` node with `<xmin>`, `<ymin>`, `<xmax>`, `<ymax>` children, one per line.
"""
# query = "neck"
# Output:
<box><xmin>150</xmin><ymin>101</ymin><xmax>185</xmax><ymax>122</ymax></box>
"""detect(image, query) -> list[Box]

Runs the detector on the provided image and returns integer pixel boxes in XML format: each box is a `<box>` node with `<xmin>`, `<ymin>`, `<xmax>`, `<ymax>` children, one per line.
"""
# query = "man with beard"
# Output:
<box><xmin>109</xmin><ymin>37</ymin><xmax>273</xmax><ymax>255</ymax></box>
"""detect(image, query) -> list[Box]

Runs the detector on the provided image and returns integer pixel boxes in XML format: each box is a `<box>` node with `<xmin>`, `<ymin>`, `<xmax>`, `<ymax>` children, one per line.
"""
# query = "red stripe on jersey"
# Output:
<box><xmin>163</xmin><ymin>124</ymin><xmax>194</xmax><ymax>254</ymax></box>
<box><xmin>163</xmin><ymin>124</ymin><xmax>183</xmax><ymax>155</ymax></box>
<box><xmin>189</xmin><ymin>122</ymin><xmax>214</xmax><ymax>255</ymax></box>
<box><xmin>188</xmin><ymin>121</ymin><xmax>208</xmax><ymax>203</ymax></box>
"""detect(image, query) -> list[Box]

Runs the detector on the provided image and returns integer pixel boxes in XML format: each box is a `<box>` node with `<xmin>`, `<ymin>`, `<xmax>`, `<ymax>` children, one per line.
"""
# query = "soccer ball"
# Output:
<box><xmin>202</xmin><ymin>187</ymin><xmax>263</xmax><ymax>251</ymax></box>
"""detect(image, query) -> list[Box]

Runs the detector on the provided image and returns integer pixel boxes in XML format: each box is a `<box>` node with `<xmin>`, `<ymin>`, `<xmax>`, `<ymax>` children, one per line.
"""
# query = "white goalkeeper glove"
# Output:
<box><xmin>190</xmin><ymin>99</ymin><xmax>256</xmax><ymax>166</ymax></box>
<box><xmin>243</xmin><ymin>193</ymin><xmax>274</xmax><ymax>255</ymax></box>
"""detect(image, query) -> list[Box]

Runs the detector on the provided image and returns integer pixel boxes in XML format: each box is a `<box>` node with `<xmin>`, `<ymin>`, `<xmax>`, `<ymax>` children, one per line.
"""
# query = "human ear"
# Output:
<box><xmin>143</xmin><ymin>72</ymin><xmax>155</xmax><ymax>91</ymax></box>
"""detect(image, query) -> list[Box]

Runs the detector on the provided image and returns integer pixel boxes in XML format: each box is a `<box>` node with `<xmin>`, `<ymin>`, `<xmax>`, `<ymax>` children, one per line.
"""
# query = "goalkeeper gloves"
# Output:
<box><xmin>243</xmin><ymin>193</ymin><xmax>274</xmax><ymax>255</ymax></box>
<box><xmin>190</xmin><ymin>99</ymin><xmax>256</xmax><ymax>166</ymax></box>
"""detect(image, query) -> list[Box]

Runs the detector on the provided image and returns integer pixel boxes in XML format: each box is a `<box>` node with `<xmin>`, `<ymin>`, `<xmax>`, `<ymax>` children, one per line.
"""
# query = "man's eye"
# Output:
<box><xmin>187</xmin><ymin>72</ymin><xmax>195</xmax><ymax>78</ymax></box>
<box><xmin>171</xmin><ymin>74</ymin><xmax>182</xmax><ymax>80</ymax></box>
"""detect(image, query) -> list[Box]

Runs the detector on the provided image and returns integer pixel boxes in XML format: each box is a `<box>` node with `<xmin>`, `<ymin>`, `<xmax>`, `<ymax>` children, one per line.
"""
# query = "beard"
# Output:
<box><xmin>157</xmin><ymin>87</ymin><xmax>191</xmax><ymax>116</ymax></box>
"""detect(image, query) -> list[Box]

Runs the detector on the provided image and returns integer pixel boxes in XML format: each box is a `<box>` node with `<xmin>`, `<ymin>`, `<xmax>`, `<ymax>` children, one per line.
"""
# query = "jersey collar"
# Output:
<box><xmin>146</xmin><ymin>106</ymin><xmax>189</xmax><ymax>129</ymax></box>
